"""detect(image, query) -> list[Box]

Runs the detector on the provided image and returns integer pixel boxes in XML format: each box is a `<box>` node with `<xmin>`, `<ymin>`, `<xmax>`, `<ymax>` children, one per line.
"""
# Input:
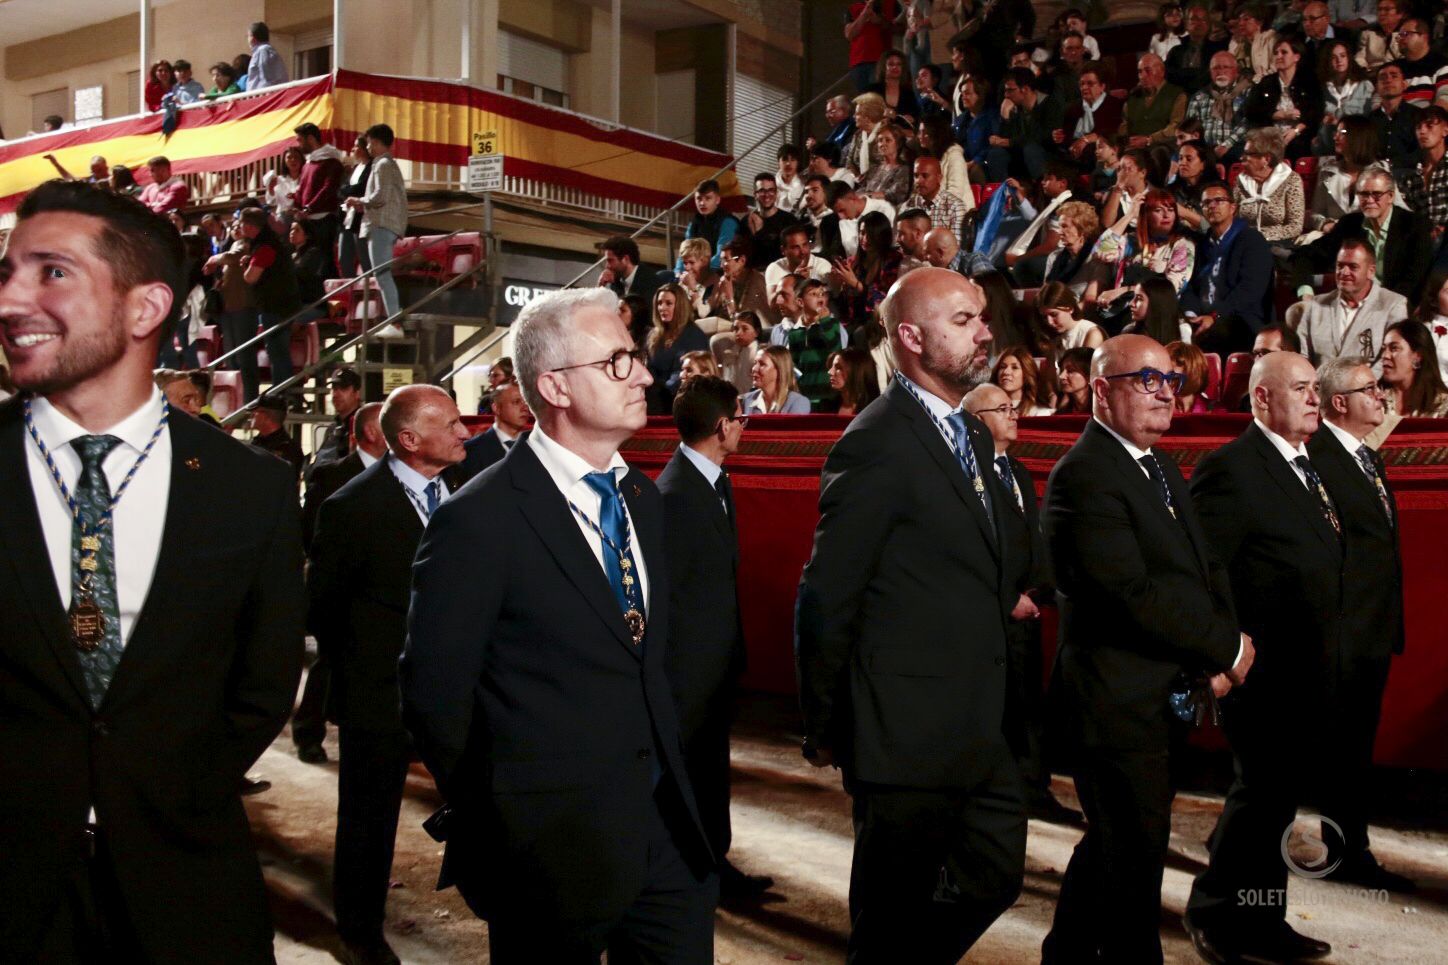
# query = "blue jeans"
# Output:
<box><xmin>364</xmin><ymin>228</ymin><xmax>401</xmax><ymax>320</ymax></box>
<box><xmin>259</xmin><ymin>312</ymin><xmax>293</xmax><ymax>389</ymax></box>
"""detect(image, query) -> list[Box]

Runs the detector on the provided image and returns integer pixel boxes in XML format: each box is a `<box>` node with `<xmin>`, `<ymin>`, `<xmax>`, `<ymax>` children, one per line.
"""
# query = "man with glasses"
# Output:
<box><xmin>1290</xmin><ymin>239</ymin><xmax>1409</xmax><ymax>374</ymax></box>
<box><xmin>964</xmin><ymin>382</ymin><xmax>1078</xmax><ymax>825</ymax></box>
<box><xmin>1306</xmin><ymin>358</ymin><xmax>1414</xmax><ymax>895</ymax></box>
<box><xmin>401</xmin><ymin>288</ymin><xmax>717</xmax><ymax>962</ymax></box>
<box><xmin>1393</xmin><ymin>18</ymin><xmax>1448</xmax><ymax>106</ymax></box>
<box><xmin>1041</xmin><ymin>335</ymin><xmax>1250</xmax><ymax>964</ymax></box>
<box><xmin>797</xmin><ymin>268</ymin><xmax>1025</xmax><ymax>962</ymax></box>
<box><xmin>1181</xmin><ymin>185</ymin><xmax>1275</xmax><ymax>357</ymax></box>
<box><xmin>1184</xmin><ymin>350</ymin><xmax>1341</xmax><ymax>964</ymax></box>
<box><xmin>657</xmin><ymin>376</ymin><xmax>772</xmax><ymax>901</ymax></box>
<box><xmin>1288</xmin><ymin>169</ymin><xmax>1433</xmax><ymax>301</ymax></box>
<box><xmin>743</xmin><ymin>172</ymin><xmax>799</xmax><ymax>269</ymax></box>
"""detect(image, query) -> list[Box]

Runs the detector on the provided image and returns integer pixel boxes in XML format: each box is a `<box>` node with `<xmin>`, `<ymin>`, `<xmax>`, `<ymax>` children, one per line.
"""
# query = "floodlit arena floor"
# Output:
<box><xmin>253</xmin><ymin>674</ymin><xmax>1448</xmax><ymax>964</ymax></box>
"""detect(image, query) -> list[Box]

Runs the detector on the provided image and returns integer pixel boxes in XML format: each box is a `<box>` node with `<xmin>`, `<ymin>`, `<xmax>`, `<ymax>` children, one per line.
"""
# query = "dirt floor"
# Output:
<box><xmin>252</xmin><ymin>685</ymin><xmax>1448</xmax><ymax>964</ymax></box>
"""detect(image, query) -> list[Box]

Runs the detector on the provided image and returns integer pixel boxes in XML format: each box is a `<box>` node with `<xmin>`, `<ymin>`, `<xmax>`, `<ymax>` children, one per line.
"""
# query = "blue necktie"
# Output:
<box><xmin>583</xmin><ymin>471</ymin><xmax>639</xmax><ymax>614</ymax></box>
<box><xmin>72</xmin><ymin>435</ymin><xmax>124</xmax><ymax>708</ymax></box>
<box><xmin>944</xmin><ymin>410</ymin><xmax>994</xmax><ymax>524</ymax></box>
<box><xmin>1138</xmin><ymin>454</ymin><xmax>1179</xmax><ymax>520</ymax></box>
<box><xmin>423</xmin><ymin>479</ymin><xmax>441</xmax><ymax>518</ymax></box>
<box><xmin>995</xmin><ymin>455</ymin><xmax>1024</xmax><ymax>511</ymax></box>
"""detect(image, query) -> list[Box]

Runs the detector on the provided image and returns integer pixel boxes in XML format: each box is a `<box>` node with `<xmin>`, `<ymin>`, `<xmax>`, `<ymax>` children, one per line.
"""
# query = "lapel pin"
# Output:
<box><xmin>184</xmin><ymin>457</ymin><xmax>201</xmax><ymax>470</ymax></box>
<box><xmin>632</xmin><ymin>484</ymin><xmax>642</xmax><ymax>497</ymax></box>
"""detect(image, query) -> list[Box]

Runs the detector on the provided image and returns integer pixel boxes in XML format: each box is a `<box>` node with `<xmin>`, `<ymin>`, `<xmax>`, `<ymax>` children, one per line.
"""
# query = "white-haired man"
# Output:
<box><xmin>400</xmin><ymin>288</ymin><xmax>716</xmax><ymax>963</ymax></box>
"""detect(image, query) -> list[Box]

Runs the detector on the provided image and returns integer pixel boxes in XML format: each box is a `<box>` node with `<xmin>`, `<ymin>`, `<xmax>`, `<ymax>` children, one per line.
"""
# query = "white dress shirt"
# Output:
<box><xmin>388</xmin><ymin>454</ymin><xmax>451</xmax><ymax>523</ymax></box>
<box><xmin>528</xmin><ymin>424</ymin><xmax>651</xmax><ymax>610</ymax></box>
<box><xmin>27</xmin><ymin>387</ymin><xmax>172</xmax><ymax>647</ymax></box>
<box><xmin>1321</xmin><ymin>417</ymin><xmax>1368</xmax><ymax>460</ymax></box>
<box><xmin>1254</xmin><ymin>417</ymin><xmax>1312</xmax><ymax>488</ymax></box>
<box><xmin>358</xmin><ymin>448</ymin><xmax>380</xmax><ymax>469</ymax></box>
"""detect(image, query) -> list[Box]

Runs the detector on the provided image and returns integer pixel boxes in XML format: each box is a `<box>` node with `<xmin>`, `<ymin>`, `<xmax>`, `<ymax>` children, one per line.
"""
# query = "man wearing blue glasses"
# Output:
<box><xmin>1042</xmin><ymin>334</ymin><xmax>1252</xmax><ymax>964</ymax></box>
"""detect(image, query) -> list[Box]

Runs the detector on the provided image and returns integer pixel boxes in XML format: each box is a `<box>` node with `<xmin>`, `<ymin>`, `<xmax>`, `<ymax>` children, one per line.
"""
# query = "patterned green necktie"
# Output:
<box><xmin>71</xmin><ymin>434</ymin><xmax>123</xmax><ymax>708</ymax></box>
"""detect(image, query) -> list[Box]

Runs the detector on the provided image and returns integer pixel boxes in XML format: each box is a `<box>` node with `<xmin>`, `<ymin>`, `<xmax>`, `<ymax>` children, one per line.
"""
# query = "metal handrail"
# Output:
<box><xmin>559</xmin><ymin>68</ymin><xmax>856</xmax><ymax>291</ymax></box>
<box><xmin>439</xmin><ymin>326</ymin><xmax>511</xmax><ymax>383</ymax></box>
<box><xmin>204</xmin><ymin>209</ymin><xmax>490</xmax><ymax>372</ymax></box>
<box><xmin>221</xmin><ymin>253</ymin><xmax>492</xmax><ymax>429</ymax></box>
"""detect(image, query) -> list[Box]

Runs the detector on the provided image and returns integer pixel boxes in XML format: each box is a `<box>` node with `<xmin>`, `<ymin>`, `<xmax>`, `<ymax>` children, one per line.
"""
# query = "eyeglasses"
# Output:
<box><xmin>1338</xmin><ymin>383</ymin><xmax>1385</xmax><ymax>400</ymax></box>
<box><xmin>1200</xmin><ymin>197</ymin><xmax>1233</xmax><ymax>207</ymax></box>
<box><xmin>1251</xmin><ymin>347</ymin><xmax>1279</xmax><ymax>358</ymax></box>
<box><xmin>1103</xmin><ymin>367</ymin><xmax>1187</xmax><ymax>395</ymax></box>
<box><xmin>724</xmin><ymin>413</ymin><xmax>750</xmax><ymax>427</ymax></box>
<box><xmin>1358</xmin><ymin>190</ymin><xmax>1392</xmax><ymax>201</ymax></box>
<box><xmin>970</xmin><ymin>403</ymin><xmax>1018</xmax><ymax>417</ymax></box>
<box><xmin>549</xmin><ymin>347</ymin><xmax>645</xmax><ymax>381</ymax></box>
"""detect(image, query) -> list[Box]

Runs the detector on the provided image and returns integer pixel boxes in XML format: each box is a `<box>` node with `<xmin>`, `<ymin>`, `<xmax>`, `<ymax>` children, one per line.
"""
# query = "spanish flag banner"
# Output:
<box><xmin>0</xmin><ymin>70</ymin><xmax>738</xmax><ymax>214</ymax></box>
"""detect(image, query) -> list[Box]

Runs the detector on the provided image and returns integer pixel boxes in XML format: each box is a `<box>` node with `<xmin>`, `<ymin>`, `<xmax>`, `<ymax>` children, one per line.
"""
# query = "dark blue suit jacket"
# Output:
<box><xmin>453</xmin><ymin>427</ymin><xmax>508</xmax><ymax>486</ymax></box>
<box><xmin>1181</xmin><ymin>220</ymin><xmax>1275</xmax><ymax>329</ymax></box>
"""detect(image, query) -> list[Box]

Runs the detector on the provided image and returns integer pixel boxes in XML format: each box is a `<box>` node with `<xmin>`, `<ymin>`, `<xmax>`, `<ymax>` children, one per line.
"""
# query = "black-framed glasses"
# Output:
<box><xmin>1358</xmin><ymin>189</ymin><xmax>1392</xmax><ymax>201</ymax></box>
<box><xmin>1103</xmin><ymin>367</ymin><xmax>1187</xmax><ymax>395</ymax></box>
<box><xmin>549</xmin><ymin>347</ymin><xmax>645</xmax><ymax>381</ymax></box>
<box><xmin>970</xmin><ymin>403</ymin><xmax>1018</xmax><ymax>417</ymax></box>
<box><xmin>1338</xmin><ymin>382</ymin><xmax>1385</xmax><ymax>400</ymax></box>
<box><xmin>1200</xmin><ymin>196</ymin><xmax>1233</xmax><ymax>207</ymax></box>
<box><xmin>723</xmin><ymin>413</ymin><xmax>750</xmax><ymax>428</ymax></box>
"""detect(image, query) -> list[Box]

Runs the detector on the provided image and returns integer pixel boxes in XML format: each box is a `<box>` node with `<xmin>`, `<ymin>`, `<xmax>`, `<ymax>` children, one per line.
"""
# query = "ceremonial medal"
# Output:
<box><xmin>69</xmin><ymin>593</ymin><xmax>106</xmax><ymax>652</ymax></box>
<box><xmin>624</xmin><ymin>608</ymin><xmax>646</xmax><ymax>646</ymax></box>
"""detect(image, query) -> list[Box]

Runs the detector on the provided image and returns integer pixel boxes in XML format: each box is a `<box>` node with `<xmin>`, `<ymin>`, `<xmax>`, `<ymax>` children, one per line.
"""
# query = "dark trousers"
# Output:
<box><xmin>1194</xmin><ymin>313</ymin><xmax>1257</xmax><ymax>362</ymax></box>
<box><xmin>846</xmin><ymin>756</ymin><xmax>1026</xmax><ymax>965</ymax></box>
<box><xmin>334</xmin><ymin>726</ymin><xmax>412</xmax><ymax>944</ymax></box>
<box><xmin>308</xmin><ymin>214</ymin><xmax>341</xmax><ymax>279</ymax></box>
<box><xmin>35</xmin><ymin>830</ymin><xmax>145</xmax><ymax>963</ymax></box>
<box><xmin>291</xmin><ymin>652</ymin><xmax>330</xmax><ymax>749</ymax></box>
<box><xmin>1042</xmin><ymin>741</ymin><xmax>1175</xmax><ymax>965</ymax></box>
<box><xmin>1321</xmin><ymin>656</ymin><xmax>1393</xmax><ymax>861</ymax></box>
<box><xmin>216</xmin><ymin>308</ymin><xmax>261</xmax><ymax>403</ymax></box>
<box><xmin>478</xmin><ymin>780</ymin><xmax>719</xmax><ymax>965</ymax></box>
<box><xmin>683</xmin><ymin>701</ymin><xmax>733</xmax><ymax>860</ymax></box>
<box><xmin>1004</xmin><ymin>624</ymin><xmax>1049</xmax><ymax>796</ymax></box>
<box><xmin>339</xmin><ymin>228</ymin><xmax>371</xmax><ymax>279</ymax></box>
<box><xmin>1187</xmin><ymin>691</ymin><xmax>1310</xmax><ymax>940</ymax></box>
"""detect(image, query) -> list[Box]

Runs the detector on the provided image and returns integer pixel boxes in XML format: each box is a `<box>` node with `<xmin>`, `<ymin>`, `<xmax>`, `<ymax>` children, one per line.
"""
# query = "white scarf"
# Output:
<box><xmin>855</xmin><ymin>124</ymin><xmax>879</xmax><ymax>177</ymax></box>
<box><xmin>1236</xmin><ymin>161</ymin><xmax>1295</xmax><ymax>228</ymax></box>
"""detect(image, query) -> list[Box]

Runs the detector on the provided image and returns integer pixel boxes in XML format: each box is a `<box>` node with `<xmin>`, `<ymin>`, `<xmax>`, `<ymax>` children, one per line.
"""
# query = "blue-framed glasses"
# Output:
<box><xmin>1103</xmin><ymin>368</ymin><xmax>1187</xmax><ymax>395</ymax></box>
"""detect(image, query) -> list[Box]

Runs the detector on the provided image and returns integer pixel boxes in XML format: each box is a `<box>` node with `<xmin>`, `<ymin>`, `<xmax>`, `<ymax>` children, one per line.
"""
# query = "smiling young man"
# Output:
<box><xmin>0</xmin><ymin>181</ymin><xmax>304</xmax><ymax>961</ymax></box>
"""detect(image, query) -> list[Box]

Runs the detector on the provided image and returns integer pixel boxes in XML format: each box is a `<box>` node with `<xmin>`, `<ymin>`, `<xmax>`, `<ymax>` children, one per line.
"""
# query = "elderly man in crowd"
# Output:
<box><xmin>1289</xmin><ymin>240</ymin><xmax>1409</xmax><ymax>373</ymax></box>
<box><xmin>1056</xmin><ymin>65</ymin><xmax>1124</xmax><ymax>172</ymax></box>
<box><xmin>797</xmin><ymin>268</ymin><xmax>1025</xmax><ymax>963</ymax></box>
<box><xmin>1168</xmin><ymin>4</ymin><xmax>1230</xmax><ymax>91</ymax></box>
<box><xmin>1187</xmin><ymin>52</ymin><xmax>1252</xmax><ymax>162</ymax></box>
<box><xmin>1289</xmin><ymin>169</ymin><xmax>1433</xmax><ymax>302</ymax></box>
<box><xmin>1124</xmin><ymin>53</ymin><xmax>1187</xmax><ymax>149</ymax></box>
<box><xmin>1042</xmin><ymin>336</ymin><xmax>1249</xmax><ymax>964</ymax></box>
<box><xmin>924</xmin><ymin>226</ymin><xmax>995</xmax><ymax>277</ymax></box>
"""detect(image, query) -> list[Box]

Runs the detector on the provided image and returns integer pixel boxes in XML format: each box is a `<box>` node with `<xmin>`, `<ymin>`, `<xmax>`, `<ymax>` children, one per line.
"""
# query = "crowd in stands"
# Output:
<box><xmin>598</xmin><ymin>0</ymin><xmax>1448</xmax><ymax>431</ymax></box>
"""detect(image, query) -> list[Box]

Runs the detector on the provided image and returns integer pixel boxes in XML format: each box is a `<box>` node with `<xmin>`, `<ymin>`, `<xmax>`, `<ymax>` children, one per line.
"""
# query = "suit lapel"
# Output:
<box><xmin>887</xmin><ymin>384</ymin><xmax>1000</xmax><ymax>558</ymax></box>
<box><xmin>621</xmin><ymin>468</ymin><xmax>668</xmax><ymax>637</ymax></box>
<box><xmin>1084</xmin><ymin>420</ymin><xmax>1197</xmax><ymax>557</ymax></box>
<box><xmin>0</xmin><ymin>404</ymin><xmax>90</xmax><ymax>708</ymax></box>
<box><xmin>1246</xmin><ymin>424</ymin><xmax>1342</xmax><ymax>553</ymax></box>
<box><xmin>510</xmin><ymin>444</ymin><xmax>639</xmax><ymax>657</ymax></box>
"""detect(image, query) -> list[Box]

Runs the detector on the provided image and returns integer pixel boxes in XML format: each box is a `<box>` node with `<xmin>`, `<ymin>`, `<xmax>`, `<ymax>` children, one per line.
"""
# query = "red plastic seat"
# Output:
<box><xmin>1293</xmin><ymin>156</ymin><xmax>1318</xmax><ymax>198</ymax></box>
<box><xmin>979</xmin><ymin>182</ymin><xmax>1003</xmax><ymax>205</ymax></box>
<box><xmin>1227</xmin><ymin>163</ymin><xmax>1245</xmax><ymax>186</ymax></box>
<box><xmin>257</xmin><ymin>322</ymin><xmax>321</xmax><ymax>379</ymax></box>
<box><xmin>1204</xmin><ymin>350</ymin><xmax>1222</xmax><ymax>407</ymax></box>
<box><xmin>1220</xmin><ymin>351</ymin><xmax>1253</xmax><ymax>411</ymax></box>
<box><xmin>209</xmin><ymin>370</ymin><xmax>243</xmax><ymax>420</ymax></box>
<box><xmin>971</xmin><ymin>183</ymin><xmax>984</xmax><ymax>206</ymax></box>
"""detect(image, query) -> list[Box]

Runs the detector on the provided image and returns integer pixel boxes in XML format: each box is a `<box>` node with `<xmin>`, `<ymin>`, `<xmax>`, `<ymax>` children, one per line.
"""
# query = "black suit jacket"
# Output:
<box><xmin>302</xmin><ymin>449</ymin><xmax>364</xmax><ymax>553</ymax></box>
<box><xmin>796</xmin><ymin>380</ymin><xmax>1013</xmax><ymax>789</ymax></box>
<box><xmin>399</xmin><ymin>441</ymin><xmax>711</xmax><ymax>924</ymax></box>
<box><xmin>1286</xmin><ymin>208</ymin><xmax>1433</xmax><ymax>302</ymax></box>
<box><xmin>1307</xmin><ymin>429</ymin><xmax>1404</xmax><ymax>665</ymax></box>
<box><xmin>1190</xmin><ymin>422</ymin><xmax>1346</xmax><ymax>705</ymax></box>
<box><xmin>657</xmin><ymin>448</ymin><xmax>745</xmax><ymax>743</ymax></box>
<box><xmin>309</xmin><ymin>458</ymin><xmax>425</xmax><ymax>732</ymax></box>
<box><xmin>615</xmin><ymin>264</ymin><xmax>662</xmax><ymax>304</ymax></box>
<box><xmin>452</xmin><ymin>426</ymin><xmax>509</xmax><ymax>487</ymax></box>
<box><xmin>998</xmin><ymin>453</ymin><xmax>1052</xmax><ymax>607</ymax></box>
<box><xmin>1044</xmin><ymin>420</ymin><xmax>1239</xmax><ymax>752</ymax></box>
<box><xmin>0</xmin><ymin>402</ymin><xmax>305</xmax><ymax>963</ymax></box>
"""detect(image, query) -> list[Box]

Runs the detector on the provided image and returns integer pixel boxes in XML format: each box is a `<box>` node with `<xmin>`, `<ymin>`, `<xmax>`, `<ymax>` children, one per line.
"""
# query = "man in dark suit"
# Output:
<box><xmin>292</xmin><ymin>401</ymin><xmax>385</xmax><ymax>766</ymax></box>
<box><xmin>250</xmin><ymin>393</ymin><xmax>304</xmax><ymax>479</ymax></box>
<box><xmin>0</xmin><ymin>180</ymin><xmax>305</xmax><ymax>961</ymax></box>
<box><xmin>1308</xmin><ymin>358</ymin><xmax>1413</xmax><ymax>893</ymax></box>
<box><xmin>311</xmin><ymin>384</ymin><xmax>469</xmax><ymax>965</ymax></box>
<box><xmin>452</xmin><ymin>379</ymin><xmax>531</xmax><ymax>485</ymax></box>
<box><xmin>796</xmin><ymin>268</ymin><xmax>1025</xmax><ymax>963</ymax></box>
<box><xmin>400</xmin><ymin>288</ymin><xmax>716</xmax><ymax>962</ymax></box>
<box><xmin>964</xmin><ymin>382</ymin><xmax>1078</xmax><ymax>824</ymax></box>
<box><xmin>1286</xmin><ymin>169</ymin><xmax>1433</xmax><ymax>302</ymax></box>
<box><xmin>1180</xmin><ymin>183</ymin><xmax>1277</xmax><ymax>357</ymax></box>
<box><xmin>658</xmin><ymin>376</ymin><xmax>772</xmax><ymax>900</ymax></box>
<box><xmin>1185</xmin><ymin>350</ymin><xmax>1341</xmax><ymax>963</ymax></box>
<box><xmin>598</xmin><ymin>235</ymin><xmax>660</xmax><ymax>304</ymax></box>
<box><xmin>1040</xmin><ymin>335</ymin><xmax>1250</xmax><ymax>965</ymax></box>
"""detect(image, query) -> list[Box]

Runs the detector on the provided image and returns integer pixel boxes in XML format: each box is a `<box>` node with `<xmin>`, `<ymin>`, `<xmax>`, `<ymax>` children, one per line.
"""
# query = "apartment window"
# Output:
<box><xmin>497</xmin><ymin>30</ymin><xmax>569</xmax><ymax>109</ymax></box>
<box><xmin>126</xmin><ymin>70</ymin><xmax>141</xmax><ymax>116</ymax></box>
<box><xmin>74</xmin><ymin>86</ymin><xmax>105</xmax><ymax>124</ymax></box>
<box><xmin>294</xmin><ymin>28</ymin><xmax>333</xmax><ymax>79</ymax></box>
<box><xmin>732</xmin><ymin>74</ymin><xmax>795</xmax><ymax>182</ymax></box>
<box><xmin>31</xmin><ymin>88</ymin><xmax>68</xmax><ymax>132</ymax></box>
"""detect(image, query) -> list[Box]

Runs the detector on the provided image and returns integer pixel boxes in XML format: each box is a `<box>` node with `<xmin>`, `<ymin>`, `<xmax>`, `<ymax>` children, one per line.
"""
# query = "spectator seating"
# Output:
<box><xmin>391</xmin><ymin>232</ymin><xmax>484</xmax><ymax>285</ymax></box>
<box><xmin>979</xmin><ymin>182</ymin><xmax>1004</xmax><ymax>207</ymax></box>
<box><xmin>190</xmin><ymin>324</ymin><xmax>221</xmax><ymax>367</ymax></box>
<box><xmin>1292</xmin><ymin>156</ymin><xmax>1318</xmax><ymax>198</ymax></box>
<box><xmin>1220</xmin><ymin>351</ymin><xmax>1253</xmax><ymax>411</ymax></box>
<box><xmin>257</xmin><ymin>321</ymin><xmax>321</xmax><ymax>380</ymax></box>
<box><xmin>209</xmin><ymin>370</ymin><xmax>244</xmax><ymax>420</ymax></box>
<box><xmin>1204</xmin><ymin>350</ymin><xmax>1222</xmax><ymax>406</ymax></box>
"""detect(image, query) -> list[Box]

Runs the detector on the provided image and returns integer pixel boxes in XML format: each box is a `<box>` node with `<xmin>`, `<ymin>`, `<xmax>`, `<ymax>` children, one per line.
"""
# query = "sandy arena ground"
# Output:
<box><xmin>252</xmin><ymin>683</ymin><xmax>1448</xmax><ymax>964</ymax></box>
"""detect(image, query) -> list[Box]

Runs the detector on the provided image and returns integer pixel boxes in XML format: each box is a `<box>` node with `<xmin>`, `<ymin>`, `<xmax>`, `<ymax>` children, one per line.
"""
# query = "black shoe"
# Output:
<box><xmin>297</xmin><ymin>743</ymin><xmax>329</xmax><ymax>764</ymax></box>
<box><xmin>340</xmin><ymin>938</ymin><xmax>401</xmax><ymax>965</ymax></box>
<box><xmin>239</xmin><ymin>776</ymin><xmax>271</xmax><ymax>796</ymax></box>
<box><xmin>1183</xmin><ymin>915</ymin><xmax>1244</xmax><ymax>965</ymax></box>
<box><xmin>1324</xmin><ymin>853</ymin><xmax>1416</xmax><ymax>893</ymax></box>
<box><xmin>1028</xmin><ymin>793</ymin><xmax>1084</xmax><ymax>825</ymax></box>
<box><xmin>1259</xmin><ymin>921</ymin><xmax>1331</xmax><ymax>961</ymax></box>
<box><xmin>719</xmin><ymin>859</ymin><xmax>774</xmax><ymax>899</ymax></box>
